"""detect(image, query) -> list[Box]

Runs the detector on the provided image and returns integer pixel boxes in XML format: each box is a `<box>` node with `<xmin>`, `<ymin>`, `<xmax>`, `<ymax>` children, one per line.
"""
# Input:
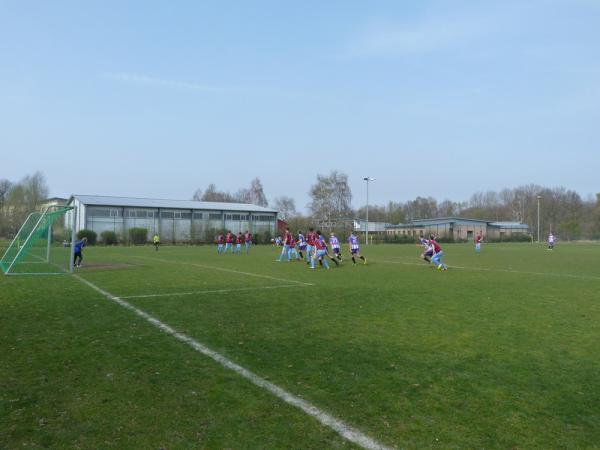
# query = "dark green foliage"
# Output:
<box><xmin>128</xmin><ymin>227</ymin><xmax>148</xmax><ymax>245</ymax></box>
<box><xmin>489</xmin><ymin>233</ymin><xmax>532</xmax><ymax>243</ymax></box>
<box><xmin>100</xmin><ymin>230</ymin><xmax>118</xmax><ymax>245</ymax></box>
<box><xmin>257</xmin><ymin>229</ymin><xmax>272</xmax><ymax>245</ymax></box>
<box><xmin>383</xmin><ymin>233</ymin><xmax>418</xmax><ymax>244</ymax></box>
<box><xmin>76</xmin><ymin>229</ymin><xmax>97</xmax><ymax>245</ymax></box>
<box><xmin>204</xmin><ymin>228</ymin><xmax>226</xmax><ymax>245</ymax></box>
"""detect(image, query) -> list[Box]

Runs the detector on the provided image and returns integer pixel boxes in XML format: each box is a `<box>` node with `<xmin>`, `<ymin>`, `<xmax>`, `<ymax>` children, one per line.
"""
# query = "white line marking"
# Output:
<box><xmin>73</xmin><ymin>274</ymin><xmax>391</xmax><ymax>450</ymax></box>
<box><xmin>130</xmin><ymin>255</ymin><xmax>314</xmax><ymax>286</ymax></box>
<box><xmin>379</xmin><ymin>258</ymin><xmax>600</xmax><ymax>281</ymax></box>
<box><xmin>120</xmin><ymin>284</ymin><xmax>307</xmax><ymax>299</ymax></box>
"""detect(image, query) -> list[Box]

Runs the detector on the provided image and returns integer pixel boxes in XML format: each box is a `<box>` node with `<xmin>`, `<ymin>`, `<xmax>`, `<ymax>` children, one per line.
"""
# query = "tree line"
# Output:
<box><xmin>194</xmin><ymin>174</ymin><xmax>600</xmax><ymax>240</ymax></box>
<box><xmin>1</xmin><ymin>170</ymin><xmax>598</xmax><ymax>241</ymax></box>
<box><xmin>0</xmin><ymin>172</ymin><xmax>49</xmax><ymax>237</ymax></box>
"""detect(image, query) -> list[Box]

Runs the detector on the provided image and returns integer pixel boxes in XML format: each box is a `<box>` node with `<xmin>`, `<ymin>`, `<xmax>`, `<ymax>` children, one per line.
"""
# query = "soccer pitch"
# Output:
<box><xmin>2</xmin><ymin>243</ymin><xmax>599</xmax><ymax>449</ymax></box>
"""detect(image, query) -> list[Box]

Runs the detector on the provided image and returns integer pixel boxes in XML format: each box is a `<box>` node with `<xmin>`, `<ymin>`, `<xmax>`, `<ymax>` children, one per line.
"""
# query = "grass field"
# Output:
<box><xmin>2</xmin><ymin>242</ymin><xmax>600</xmax><ymax>449</ymax></box>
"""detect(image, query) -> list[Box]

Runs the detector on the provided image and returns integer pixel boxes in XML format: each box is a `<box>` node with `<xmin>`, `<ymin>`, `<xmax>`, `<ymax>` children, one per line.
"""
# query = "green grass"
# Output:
<box><xmin>2</xmin><ymin>243</ymin><xmax>600</xmax><ymax>449</ymax></box>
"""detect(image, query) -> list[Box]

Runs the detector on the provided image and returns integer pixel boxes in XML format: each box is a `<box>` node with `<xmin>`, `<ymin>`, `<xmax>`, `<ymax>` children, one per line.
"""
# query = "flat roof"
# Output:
<box><xmin>69</xmin><ymin>195</ymin><xmax>278</xmax><ymax>213</ymax></box>
<box><xmin>386</xmin><ymin>217</ymin><xmax>528</xmax><ymax>229</ymax></box>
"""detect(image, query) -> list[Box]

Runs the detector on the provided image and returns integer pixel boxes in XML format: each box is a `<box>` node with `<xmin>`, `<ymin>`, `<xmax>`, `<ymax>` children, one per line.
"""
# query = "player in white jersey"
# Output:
<box><xmin>419</xmin><ymin>235</ymin><xmax>433</xmax><ymax>263</ymax></box>
<box><xmin>329</xmin><ymin>233</ymin><xmax>343</xmax><ymax>261</ymax></box>
<box><xmin>548</xmin><ymin>233</ymin><xmax>556</xmax><ymax>250</ymax></box>
<box><xmin>347</xmin><ymin>233</ymin><xmax>366</xmax><ymax>265</ymax></box>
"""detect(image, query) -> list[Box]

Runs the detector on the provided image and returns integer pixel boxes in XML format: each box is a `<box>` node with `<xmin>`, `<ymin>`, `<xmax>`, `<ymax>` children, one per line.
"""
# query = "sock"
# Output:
<box><xmin>319</xmin><ymin>259</ymin><xmax>323</xmax><ymax>266</ymax></box>
<box><xmin>299</xmin><ymin>251</ymin><xmax>303</xmax><ymax>259</ymax></box>
<box><xmin>360</xmin><ymin>256</ymin><xmax>365</xmax><ymax>261</ymax></box>
<box><xmin>332</xmin><ymin>258</ymin><xmax>339</xmax><ymax>266</ymax></box>
<box><xmin>352</xmin><ymin>257</ymin><xmax>356</xmax><ymax>264</ymax></box>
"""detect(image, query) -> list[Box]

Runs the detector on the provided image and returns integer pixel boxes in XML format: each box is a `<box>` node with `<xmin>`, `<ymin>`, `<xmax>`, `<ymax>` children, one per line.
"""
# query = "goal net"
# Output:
<box><xmin>1</xmin><ymin>206</ymin><xmax>74</xmax><ymax>275</ymax></box>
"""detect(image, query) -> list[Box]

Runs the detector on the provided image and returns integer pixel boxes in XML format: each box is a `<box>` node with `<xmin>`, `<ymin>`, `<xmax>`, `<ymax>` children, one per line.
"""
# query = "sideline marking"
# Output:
<box><xmin>73</xmin><ymin>274</ymin><xmax>391</xmax><ymax>450</ymax></box>
<box><xmin>380</xmin><ymin>258</ymin><xmax>600</xmax><ymax>281</ymax></box>
<box><xmin>130</xmin><ymin>255</ymin><xmax>314</xmax><ymax>286</ymax></box>
<box><xmin>120</xmin><ymin>283</ymin><xmax>307</xmax><ymax>299</ymax></box>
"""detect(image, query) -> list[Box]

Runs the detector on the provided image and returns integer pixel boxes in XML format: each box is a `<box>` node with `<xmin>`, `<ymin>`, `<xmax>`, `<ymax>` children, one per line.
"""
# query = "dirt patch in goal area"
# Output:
<box><xmin>75</xmin><ymin>263</ymin><xmax>137</xmax><ymax>271</ymax></box>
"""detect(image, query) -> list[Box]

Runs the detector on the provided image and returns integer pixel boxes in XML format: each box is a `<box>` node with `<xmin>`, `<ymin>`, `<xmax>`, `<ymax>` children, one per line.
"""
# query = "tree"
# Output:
<box><xmin>22</xmin><ymin>171</ymin><xmax>49</xmax><ymax>212</ymax></box>
<box><xmin>273</xmin><ymin>196</ymin><xmax>297</xmax><ymax>221</ymax></box>
<box><xmin>199</xmin><ymin>183</ymin><xmax>236</xmax><ymax>202</ymax></box>
<box><xmin>192</xmin><ymin>178</ymin><xmax>268</xmax><ymax>205</ymax></box>
<box><xmin>192</xmin><ymin>188</ymin><xmax>203</xmax><ymax>201</ymax></box>
<box><xmin>0</xmin><ymin>172</ymin><xmax>49</xmax><ymax>236</ymax></box>
<box><xmin>0</xmin><ymin>179</ymin><xmax>12</xmax><ymax>208</ymax></box>
<box><xmin>308</xmin><ymin>170</ymin><xmax>352</xmax><ymax>223</ymax></box>
<box><xmin>247</xmin><ymin>178</ymin><xmax>268</xmax><ymax>207</ymax></box>
<box><xmin>406</xmin><ymin>196</ymin><xmax>438</xmax><ymax>220</ymax></box>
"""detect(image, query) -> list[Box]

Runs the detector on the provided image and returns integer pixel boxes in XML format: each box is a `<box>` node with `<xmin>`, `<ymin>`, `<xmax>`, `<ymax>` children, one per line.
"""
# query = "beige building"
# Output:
<box><xmin>386</xmin><ymin>217</ymin><xmax>529</xmax><ymax>241</ymax></box>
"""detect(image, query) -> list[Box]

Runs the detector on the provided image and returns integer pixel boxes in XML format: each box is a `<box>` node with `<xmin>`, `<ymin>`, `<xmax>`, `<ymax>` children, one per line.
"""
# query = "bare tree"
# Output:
<box><xmin>308</xmin><ymin>170</ymin><xmax>352</xmax><ymax>223</ymax></box>
<box><xmin>247</xmin><ymin>178</ymin><xmax>268</xmax><ymax>207</ymax></box>
<box><xmin>273</xmin><ymin>196</ymin><xmax>297</xmax><ymax>221</ymax></box>
<box><xmin>1</xmin><ymin>172</ymin><xmax>49</xmax><ymax>236</ymax></box>
<box><xmin>199</xmin><ymin>183</ymin><xmax>236</xmax><ymax>202</ymax></box>
<box><xmin>192</xmin><ymin>189</ymin><xmax>203</xmax><ymax>201</ymax></box>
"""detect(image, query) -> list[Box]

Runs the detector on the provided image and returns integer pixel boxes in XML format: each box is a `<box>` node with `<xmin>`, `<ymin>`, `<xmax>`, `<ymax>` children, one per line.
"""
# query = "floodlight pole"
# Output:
<box><xmin>536</xmin><ymin>195</ymin><xmax>541</xmax><ymax>243</ymax></box>
<box><xmin>363</xmin><ymin>177</ymin><xmax>375</xmax><ymax>245</ymax></box>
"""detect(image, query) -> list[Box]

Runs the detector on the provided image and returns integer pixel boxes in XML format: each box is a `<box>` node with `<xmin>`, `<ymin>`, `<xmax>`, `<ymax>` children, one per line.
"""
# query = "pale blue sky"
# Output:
<box><xmin>2</xmin><ymin>0</ymin><xmax>599</xmax><ymax>211</ymax></box>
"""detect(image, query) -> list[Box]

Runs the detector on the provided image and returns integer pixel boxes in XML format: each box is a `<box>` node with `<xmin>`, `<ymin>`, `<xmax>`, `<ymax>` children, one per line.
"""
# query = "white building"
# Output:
<box><xmin>66</xmin><ymin>195</ymin><xmax>278</xmax><ymax>243</ymax></box>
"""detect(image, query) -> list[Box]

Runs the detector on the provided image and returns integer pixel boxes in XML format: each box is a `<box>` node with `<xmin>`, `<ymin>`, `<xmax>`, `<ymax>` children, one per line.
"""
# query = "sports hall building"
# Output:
<box><xmin>66</xmin><ymin>195</ymin><xmax>278</xmax><ymax>243</ymax></box>
<box><xmin>385</xmin><ymin>217</ymin><xmax>529</xmax><ymax>240</ymax></box>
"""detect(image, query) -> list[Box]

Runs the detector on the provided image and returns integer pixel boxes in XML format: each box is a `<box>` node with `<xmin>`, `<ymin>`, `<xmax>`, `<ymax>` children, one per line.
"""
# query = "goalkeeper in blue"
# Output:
<box><xmin>73</xmin><ymin>237</ymin><xmax>88</xmax><ymax>268</ymax></box>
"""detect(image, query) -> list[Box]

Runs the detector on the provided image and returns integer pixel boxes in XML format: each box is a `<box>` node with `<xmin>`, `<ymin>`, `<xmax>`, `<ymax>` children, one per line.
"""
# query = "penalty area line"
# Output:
<box><xmin>130</xmin><ymin>255</ymin><xmax>315</xmax><ymax>287</ymax></box>
<box><xmin>73</xmin><ymin>274</ymin><xmax>391</xmax><ymax>450</ymax></box>
<box><xmin>120</xmin><ymin>283</ymin><xmax>308</xmax><ymax>299</ymax></box>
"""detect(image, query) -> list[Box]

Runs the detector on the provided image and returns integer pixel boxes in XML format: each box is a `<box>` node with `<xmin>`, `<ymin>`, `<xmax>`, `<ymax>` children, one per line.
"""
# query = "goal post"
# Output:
<box><xmin>0</xmin><ymin>205</ymin><xmax>75</xmax><ymax>275</ymax></box>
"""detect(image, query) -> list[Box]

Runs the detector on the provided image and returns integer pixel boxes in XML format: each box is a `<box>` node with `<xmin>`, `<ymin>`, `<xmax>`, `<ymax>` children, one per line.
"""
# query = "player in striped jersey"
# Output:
<box><xmin>297</xmin><ymin>231</ymin><xmax>307</xmax><ymax>261</ymax></box>
<box><xmin>419</xmin><ymin>235</ymin><xmax>433</xmax><ymax>263</ymax></box>
<box><xmin>329</xmin><ymin>233</ymin><xmax>342</xmax><ymax>261</ymax></box>
<box><xmin>348</xmin><ymin>233</ymin><xmax>366</xmax><ymax>265</ymax></box>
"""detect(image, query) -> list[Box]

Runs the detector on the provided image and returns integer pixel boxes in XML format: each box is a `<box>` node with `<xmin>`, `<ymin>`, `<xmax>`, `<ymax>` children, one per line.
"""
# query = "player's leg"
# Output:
<box><xmin>358</xmin><ymin>251</ymin><xmax>366</xmax><ymax>264</ymax></box>
<box><xmin>319</xmin><ymin>251</ymin><xmax>330</xmax><ymax>269</ymax></box>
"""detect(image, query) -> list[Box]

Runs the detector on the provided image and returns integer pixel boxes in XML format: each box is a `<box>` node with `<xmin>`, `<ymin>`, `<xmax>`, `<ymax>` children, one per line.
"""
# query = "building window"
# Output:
<box><xmin>89</xmin><ymin>207</ymin><xmax>110</xmax><ymax>217</ymax></box>
<box><xmin>209</xmin><ymin>213</ymin><xmax>222</xmax><ymax>220</ymax></box>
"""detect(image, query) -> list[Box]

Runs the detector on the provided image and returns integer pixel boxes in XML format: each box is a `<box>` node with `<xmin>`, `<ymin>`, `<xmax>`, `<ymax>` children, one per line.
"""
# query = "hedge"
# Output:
<box><xmin>128</xmin><ymin>227</ymin><xmax>148</xmax><ymax>245</ymax></box>
<box><xmin>100</xmin><ymin>230</ymin><xmax>118</xmax><ymax>245</ymax></box>
<box><xmin>76</xmin><ymin>229</ymin><xmax>97</xmax><ymax>245</ymax></box>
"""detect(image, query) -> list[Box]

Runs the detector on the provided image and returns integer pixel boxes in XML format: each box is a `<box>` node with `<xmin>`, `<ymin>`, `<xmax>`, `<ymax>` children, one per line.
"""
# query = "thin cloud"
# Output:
<box><xmin>102</xmin><ymin>72</ymin><xmax>308</xmax><ymax>98</ymax></box>
<box><xmin>346</xmin><ymin>17</ymin><xmax>491</xmax><ymax>57</ymax></box>
<box><xmin>342</xmin><ymin>3</ymin><xmax>529</xmax><ymax>58</ymax></box>
<box><xmin>102</xmin><ymin>72</ymin><xmax>235</xmax><ymax>93</ymax></box>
